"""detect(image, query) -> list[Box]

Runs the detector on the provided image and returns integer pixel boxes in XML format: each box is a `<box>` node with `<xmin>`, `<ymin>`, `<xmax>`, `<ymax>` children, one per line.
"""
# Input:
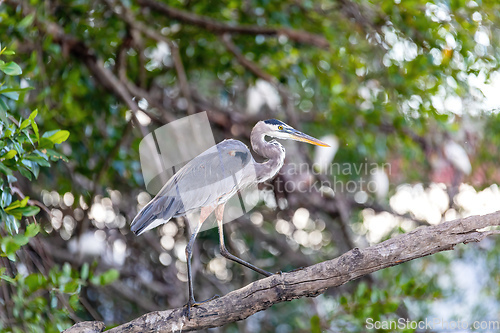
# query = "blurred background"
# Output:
<box><xmin>1</xmin><ymin>0</ymin><xmax>500</xmax><ymax>332</ymax></box>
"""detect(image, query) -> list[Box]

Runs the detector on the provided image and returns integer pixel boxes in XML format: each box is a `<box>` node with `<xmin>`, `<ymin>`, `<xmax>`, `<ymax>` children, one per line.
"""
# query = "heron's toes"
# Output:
<box><xmin>197</xmin><ymin>294</ymin><xmax>220</xmax><ymax>304</ymax></box>
<box><xmin>183</xmin><ymin>299</ymin><xmax>196</xmax><ymax>319</ymax></box>
<box><xmin>183</xmin><ymin>295</ymin><xmax>220</xmax><ymax>319</ymax></box>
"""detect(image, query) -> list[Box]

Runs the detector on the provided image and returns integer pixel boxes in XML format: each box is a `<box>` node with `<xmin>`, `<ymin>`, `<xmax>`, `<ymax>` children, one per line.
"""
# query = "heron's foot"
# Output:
<box><xmin>183</xmin><ymin>295</ymin><xmax>221</xmax><ymax>319</ymax></box>
<box><xmin>289</xmin><ymin>266</ymin><xmax>306</xmax><ymax>273</ymax></box>
<box><xmin>198</xmin><ymin>294</ymin><xmax>220</xmax><ymax>304</ymax></box>
<box><xmin>183</xmin><ymin>298</ymin><xmax>195</xmax><ymax>319</ymax></box>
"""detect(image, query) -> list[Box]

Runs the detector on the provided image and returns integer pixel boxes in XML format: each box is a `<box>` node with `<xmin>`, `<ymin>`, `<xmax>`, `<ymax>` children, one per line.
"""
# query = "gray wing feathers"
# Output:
<box><xmin>130</xmin><ymin>195</ymin><xmax>182</xmax><ymax>235</ymax></box>
<box><xmin>131</xmin><ymin>140</ymin><xmax>254</xmax><ymax>235</ymax></box>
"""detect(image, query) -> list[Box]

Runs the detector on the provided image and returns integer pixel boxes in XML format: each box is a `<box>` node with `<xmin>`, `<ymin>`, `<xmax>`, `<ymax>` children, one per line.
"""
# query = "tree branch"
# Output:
<box><xmin>136</xmin><ymin>0</ymin><xmax>330</xmax><ymax>49</ymax></box>
<box><xmin>220</xmin><ymin>34</ymin><xmax>299</xmax><ymax>127</ymax></box>
<box><xmin>65</xmin><ymin>211</ymin><xmax>500</xmax><ymax>332</ymax></box>
<box><xmin>104</xmin><ymin>0</ymin><xmax>196</xmax><ymax>115</ymax></box>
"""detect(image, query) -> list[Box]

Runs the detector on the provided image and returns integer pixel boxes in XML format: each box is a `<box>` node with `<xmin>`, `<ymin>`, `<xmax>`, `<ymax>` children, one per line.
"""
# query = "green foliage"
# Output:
<box><xmin>0</xmin><ymin>44</ymin><xmax>81</xmax><ymax>333</ymax></box>
<box><xmin>0</xmin><ymin>223</ymin><xmax>39</xmax><ymax>261</ymax></box>
<box><xmin>0</xmin><ymin>106</ymin><xmax>68</xmax><ymax>232</ymax></box>
<box><xmin>90</xmin><ymin>268</ymin><xmax>120</xmax><ymax>286</ymax></box>
<box><xmin>0</xmin><ymin>42</ymin><xmax>122</xmax><ymax>332</ymax></box>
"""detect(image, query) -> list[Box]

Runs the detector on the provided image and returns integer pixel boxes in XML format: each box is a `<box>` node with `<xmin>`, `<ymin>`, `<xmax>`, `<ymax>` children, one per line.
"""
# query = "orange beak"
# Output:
<box><xmin>289</xmin><ymin>129</ymin><xmax>330</xmax><ymax>147</ymax></box>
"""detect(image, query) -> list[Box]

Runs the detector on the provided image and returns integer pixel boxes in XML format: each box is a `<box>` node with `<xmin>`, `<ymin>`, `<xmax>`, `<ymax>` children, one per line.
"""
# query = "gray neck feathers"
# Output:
<box><xmin>250</xmin><ymin>123</ymin><xmax>285</xmax><ymax>183</ymax></box>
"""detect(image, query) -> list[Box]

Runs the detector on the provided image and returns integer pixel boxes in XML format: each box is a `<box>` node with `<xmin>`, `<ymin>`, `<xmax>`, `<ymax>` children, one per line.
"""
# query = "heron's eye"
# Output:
<box><xmin>278</xmin><ymin>126</ymin><xmax>283</xmax><ymax>130</ymax></box>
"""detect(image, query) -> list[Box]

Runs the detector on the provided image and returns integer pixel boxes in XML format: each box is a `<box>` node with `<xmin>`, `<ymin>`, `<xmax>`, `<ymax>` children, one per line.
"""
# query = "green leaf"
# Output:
<box><xmin>1</xmin><ymin>190</ymin><xmax>12</xmax><ymax>207</ymax></box>
<box><xmin>17</xmin><ymin>165</ymin><xmax>32</xmax><ymax>180</ymax></box>
<box><xmin>0</xmin><ymin>273</ymin><xmax>16</xmax><ymax>284</ymax></box>
<box><xmin>26</xmin><ymin>153</ymin><xmax>51</xmax><ymax>167</ymax></box>
<box><xmin>42</xmin><ymin>130</ymin><xmax>70</xmax><ymax>145</ymax></box>
<box><xmin>0</xmin><ymin>61</ymin><xmax>22</xmax><ymax>76</ymax></box>
<box><xmin>25</xmin><ymin>223</ymin><xmax>40</xmax><ymax>237</ymax></box>
<box><xmin>101</xmin><ymin>269</ymin><xmax>120</xmax><ymax>285</ymax></box>
<box><xmin>310</xmin><ymin>315</ymin><xmax>321</xmax><ymax>333</ymax></box>
<box><xmin>62</xmin><ymin>262</ymin><xmax>72</xmax><ymax>277</ymax></box>
<box><xmin>0</xmin><ymin>162</ymin><xmax>12</xmax><ymax>176</ymax></box>
<box><xmin>1</xmin><ymin>237</ymin><xmax>21</xmax><ymax>258</ymax></box>
<box><xmin>0</xmin><ymin>91</ymin><xmax>19</xmax><ymax>101</ymax></box>
<box><xmin>13</xmin><ymin>234</ymin><xmax>29</xmax><ymax>247</ymax></box>
<box><xmin>5</xmin><ymin>214</ymin><xmax>18</xmax><ymax>235</ymax></box>
<box><xmin>20</xmin><ymin>118</ymin><xmax>30</xmax><ymax>130</ymax></box>
<box><xmin>39</xmin><ymin>137</ymin><xmax>54</xmax><ymax>149</ymax></box>
<box><xmin>28</xmin><ymin>109</ymin><xmax>38</xmax><ymax>121</ymax></box>
<box><xmin>20</xmin><ymin>196</ymin><xmax>29</xmax><ymax>207</ymax></box>
<box><xmin>18</xmin><ymin>13</ymin><xmax>34</xmax><ymax>29</ymax></box>
<box><xmin>80</xmin><ymin>263</ymin><xmax>89</xmax><ymax>280</ymax></box>
<box><xmin>1</xmin><ymin>149</ymin><xmax>17</xmax><ymax>160</ymax></box>
<box><xmin>31</xmin><ymin>119</ymin><xmax>39</xmax><ymax>143</ymax></box>
<box><xmin>0</xmin><ymin>87</ymin><xmax>33</xmax><ymax>95</ymax></box>
<box><xmin>91</xmin><ymin>269</ymin><xmax>120</xmax><ymax>286</ymax></box>
<box><xmin>44</xmin><ymin>148</ymin><xmax>68</xmax><ymax>162</ymax></box>
<box><xmin>63</xmin><ymin>280</ymin><xmax>80</xmax><ymax>294</ymax></box>
<box><xmin>0</xmin><ymin>110</ymin><xmax>7</xmax><ymax>125</ymax></box>
<box><xmin>5</xmin><ymin>208</ymin><xmax>22</xmax><ymax>220</ymax></box>
<box><xmin>20</xmin><ymin>206</ymin><xmax>40</xmax><ymax>217</ymax></box>
<box><xmin>25</xmin><ymin>273</ymin><xmax>47</xmax><ymax>292</ymax></box>
<box><xmin>0</xmin><ymin>98</ymin><xmax>9</xmax><ymax>112</ymax></box>
<box><xmin>22</xmin><ymin>160</ymin><xmax>39</xmax><ymax>179</ymax></box>
<box><xmin>5</xmin><ymin>199</ymin><xmax>22</xmax><ymax>211</ymax></box>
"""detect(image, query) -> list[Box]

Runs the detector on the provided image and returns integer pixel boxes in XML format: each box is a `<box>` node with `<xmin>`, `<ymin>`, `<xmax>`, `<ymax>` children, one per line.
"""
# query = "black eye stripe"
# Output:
<box><xmin>264</xmin><ymin>119</ymin><xmax>284</xmax><ymax>126</ymax></box>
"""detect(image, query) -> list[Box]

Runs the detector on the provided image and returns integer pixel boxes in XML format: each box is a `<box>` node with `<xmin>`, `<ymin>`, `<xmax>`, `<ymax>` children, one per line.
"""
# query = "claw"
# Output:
<box><xmin>183</xmin><ymin>299</ymin><xmax>195</xmax><ymax>319</ymax></box>
<box><xmin>198</xmin><ymin>294</ymin><xmax>220</xmax><ymax>304</ymax></box>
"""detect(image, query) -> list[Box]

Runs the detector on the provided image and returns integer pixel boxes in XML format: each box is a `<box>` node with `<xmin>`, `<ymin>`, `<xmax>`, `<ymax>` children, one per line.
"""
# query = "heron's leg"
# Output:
<box><xmin>215</xmin><ymin>204</ymin><xmax>272</xmax><ymax>277</ymax></box>
<box><xmin>185</xmin><ymin>206</ymin><xmax>215</xmax><ymax>317</ymax></box>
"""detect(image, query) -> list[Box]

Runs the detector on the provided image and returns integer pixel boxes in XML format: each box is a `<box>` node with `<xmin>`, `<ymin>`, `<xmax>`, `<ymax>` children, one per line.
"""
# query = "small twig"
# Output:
<box><xmin>170</xmin><ymin>41</ymin><xmax>195</xmax><ymax>115</ymax></box>
<box><xmin>220</xmin><ymin>34</ymin><xmax>299</xmax><ymax>127</ymax></box>
<box><xmin>10</xmin><ymin>185</ymin><xmax>52</xmax><ymax>217</ymax></box>
<box><xmin>103</xmin><ymin>0</ymin><xmax>196</xmax><ymax>115</ymax></box>
<box><xmin>220</xmin><ymin>34</ymin><xmax>276</xmax><ymax>83</ymax></box>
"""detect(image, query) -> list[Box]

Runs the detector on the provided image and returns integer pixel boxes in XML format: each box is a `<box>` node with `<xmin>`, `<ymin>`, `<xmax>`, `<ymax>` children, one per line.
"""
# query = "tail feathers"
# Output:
<box><xmin>131</xmin><ymin>196</ymin><xmax>182</xmax><ymax>235</ymax></box>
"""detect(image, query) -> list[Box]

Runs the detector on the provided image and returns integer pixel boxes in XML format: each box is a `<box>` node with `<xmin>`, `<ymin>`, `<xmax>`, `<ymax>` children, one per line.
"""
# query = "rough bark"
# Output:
<box><xmin>62</xmin><ymin>321</ymin><xmax>105</xmax><ymax>333</ymax></box>
<box><xmin>64</xmin><ymin>211</ymin><xmax>500</xmax><ymax>332</ymax></box>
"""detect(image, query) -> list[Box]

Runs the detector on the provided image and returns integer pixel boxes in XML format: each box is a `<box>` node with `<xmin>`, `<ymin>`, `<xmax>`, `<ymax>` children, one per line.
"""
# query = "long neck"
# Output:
<box><xmin>250</xmin><ymin>125</ymin><xmax>285</xmax><ymax>183</ymax></box>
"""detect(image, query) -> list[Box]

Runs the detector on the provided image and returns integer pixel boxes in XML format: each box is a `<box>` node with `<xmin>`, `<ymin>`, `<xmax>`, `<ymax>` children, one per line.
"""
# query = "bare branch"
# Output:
<box><xmin>62</xmin><ymin>321</ymin><xmax>105</xmax><ymax>333</ymax></box>
<box><xmin>104</xmin><ymin>0</ymin><xmax>196</xmax><ymax>115</ymax></box>
<box><xmin>66</xmin><ymin>211</ymin><xmax>500</xmax><ymax>332</ymax></box>
<box><xmin>221</xmin><ymin>34</ymin><xmax>276</xmax><ymax>83</ymax></box>
<box><xmin>136</xmin><ymin>0</ymin><xmax>330</xmax><ymax>49</ymax></box>
<box><xmin>220</xmin><ymin>34</ymin><xmax>299</xmax><ymax>126</ymax></box>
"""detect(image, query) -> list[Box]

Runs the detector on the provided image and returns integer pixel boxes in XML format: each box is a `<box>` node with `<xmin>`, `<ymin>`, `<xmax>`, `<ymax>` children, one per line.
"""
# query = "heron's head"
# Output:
<box><xmin>259</xmin><ymin>119</ymin><xmax>330</xmax><ymax>147</ymax></box>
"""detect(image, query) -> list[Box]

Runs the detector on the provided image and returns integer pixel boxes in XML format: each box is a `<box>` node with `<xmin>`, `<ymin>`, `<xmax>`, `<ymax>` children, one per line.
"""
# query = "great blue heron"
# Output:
<box><xmin>131</xmin><ymin>119</ymin><xmax>329</xmax><ymax>316</ymax></box>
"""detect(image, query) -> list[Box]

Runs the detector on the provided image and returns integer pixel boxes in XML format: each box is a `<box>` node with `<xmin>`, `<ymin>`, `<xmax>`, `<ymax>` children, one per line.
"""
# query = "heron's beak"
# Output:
<box><xmin>288</xmin><ymin>129</ymin><xmax>330</xmax><ymax>147</ymax></box>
